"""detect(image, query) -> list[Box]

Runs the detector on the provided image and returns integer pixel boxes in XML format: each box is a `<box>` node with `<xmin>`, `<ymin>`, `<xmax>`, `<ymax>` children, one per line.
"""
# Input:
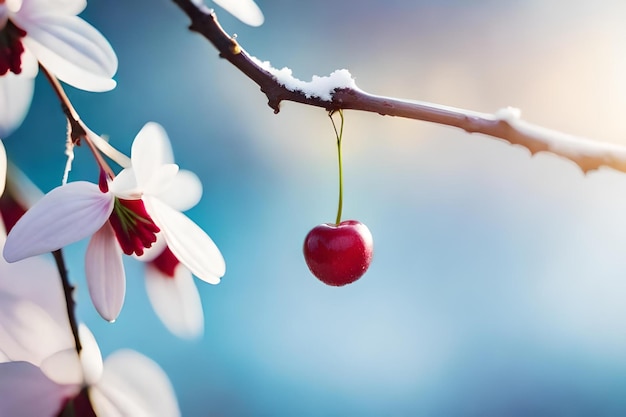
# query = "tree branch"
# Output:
<box><xmin>172</xmin><ymin>0</ymin><xmax>626</xmax><ymax>174</ymax></box>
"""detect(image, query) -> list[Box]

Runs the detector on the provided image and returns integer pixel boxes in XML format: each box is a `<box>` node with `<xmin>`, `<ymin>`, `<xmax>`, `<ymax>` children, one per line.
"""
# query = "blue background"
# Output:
<box><xmin>6</xmin><ymin>0</ymin><xmax>626</xmax><ymax>415</ymax></box>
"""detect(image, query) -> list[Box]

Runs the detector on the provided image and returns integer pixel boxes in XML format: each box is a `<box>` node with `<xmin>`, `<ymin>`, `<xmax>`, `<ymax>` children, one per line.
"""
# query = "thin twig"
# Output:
<box><xmin>39</xmin><ymin>66</ymin><xmax>97</xmax><ymax>355</ymax></box>
<box><xmin>171</xmin><ymin>0</ymin><xmax>626</xmax><ymax>174</ymax></box>
<box><xmin>52</xmin><ymin>249</ymin><xmax>82</xmax><ymax>354</ymax></box>
<box><xmin>39</xmin><ymin>65</ymin><xmax>116</xmax><ymax>179</ymax></box>
<box><xmin>39</xmin><ymin>65</ymin><xmax>85</xmax><ymax>143</ymax></box>
<box><xmin>38</xmin><ymin>65</ymin><xmax>83</xmax><ymax>354</ymax></box>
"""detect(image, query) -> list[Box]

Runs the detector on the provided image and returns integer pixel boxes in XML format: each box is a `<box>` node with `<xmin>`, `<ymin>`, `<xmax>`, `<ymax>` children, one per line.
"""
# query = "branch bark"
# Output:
<box><xmin>172</xmin><ymin>0</ymin><xmax>626</xmax><ymax>174</ymax></box>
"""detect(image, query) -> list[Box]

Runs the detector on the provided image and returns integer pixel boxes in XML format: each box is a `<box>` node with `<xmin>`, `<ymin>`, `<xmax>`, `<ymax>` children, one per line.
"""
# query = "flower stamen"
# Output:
<box><xmin>109</xmin><ymin>198</ymin><xmax>160</xmax><ymax>256</ymax></box>
<box><xmin>0</xmin><ymin>20</ymin><xmax>26</xmax><ymax>75</ymax></box>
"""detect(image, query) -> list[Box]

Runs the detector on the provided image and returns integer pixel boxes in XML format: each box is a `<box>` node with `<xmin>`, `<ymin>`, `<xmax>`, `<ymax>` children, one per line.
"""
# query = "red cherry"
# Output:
<box><xmin>303</xmin><ymin>220</ymin><xmax>374</xmax><ymax>286</ymax></box>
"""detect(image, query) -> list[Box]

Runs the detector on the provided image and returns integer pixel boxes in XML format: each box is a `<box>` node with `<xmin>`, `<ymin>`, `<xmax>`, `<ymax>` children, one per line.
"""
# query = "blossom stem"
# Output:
<box><xmin>39</xmin><ymin>64</ymin><xmax>116</xmax><ymax>180</ymax></box>
<box><xmin>40</xmin><ymin>64</ymin><xmax>95</xmax><ymax>355</ymax></box>
<box><xmin>52</xmin><ymin>249</ymin><xmax>82</xmax><ymax>354</ymax></box>
<box><xmin>39</xmin><ymin>64</ymin><xmax>82</xmax><ymax>136</ymax></box>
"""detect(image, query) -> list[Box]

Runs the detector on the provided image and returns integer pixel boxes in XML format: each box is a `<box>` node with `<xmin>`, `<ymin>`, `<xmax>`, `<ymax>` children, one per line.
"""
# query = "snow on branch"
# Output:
<box><xmin>172</xmin><ymin>0</ymin><xmax>626</xmax><ymax>174</ymax></box>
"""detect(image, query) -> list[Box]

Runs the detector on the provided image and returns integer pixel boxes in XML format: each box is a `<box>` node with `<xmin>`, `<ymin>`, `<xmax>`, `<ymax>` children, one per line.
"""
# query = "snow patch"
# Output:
<box><xmin>251</xmin><ymin>56</ymin><xmax>356</xmax><ymax>101</ymax></box>
<box><xmin>495</xmin><ymin>106</ymin><xmax>522</xmax><ymax>122</ymax></box>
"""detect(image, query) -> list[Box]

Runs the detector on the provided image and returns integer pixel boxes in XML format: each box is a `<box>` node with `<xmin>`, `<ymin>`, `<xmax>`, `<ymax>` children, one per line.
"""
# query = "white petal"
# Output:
<box><xmin>156</xmin><ymin>169</ymin><xmax>202</xmax><ymax>212</ymax></box>
<box><xmin>87</xmin><ymin>388</ymin><xmax>126</xmax><ymax>417</ymax></box>
<box><xmin>0</xmin><ymin>361</ymin><xmax>77</xmax><ymax>417</ymax></box>
<box><xmin>5</xmin><ymin>161</ymin><xmax>45</xmax><ymax>209</ymax></box>
<box><xmin>19</xmin><ymin>47</ymin><xmax>39</xmax><ymax>78</ymax></box>
<box><xmin>15</xmin><ymin>14</ymin><xmax>118</xmax><ymax>92</ymax></box>
<box><xmin>0</xmin><ymin>239</ymin><xmax>68</xmax><ymax>328</ymax></box>
<box><xmin>131</xmin><ymin>122</ymin><xmax>174</xmax><ymax>189</ymax></box>
<box><xmin>108</xmin><ymin>167</ymin><xmax>140</xmax><ymax>199</ymax></box>
<box><xmin>146</xmin><ymin>197</ymin><xmax>225</xmax><ymax>284</ymax></box>
<box><xmin>78</xmin><ymin>323</ymin><xmax>103</xmax><ymax>386</ymax></box>
<box><xmin>40</xmin><ymin>348</ymin><xmax>81</xmax><ymax>385</ymax></box>
<box><xmin>213</xmin><ymin>0</ymin><xmax>264</xmax><ymax>26</ymax></box>
<box><xmin>0</xmin><ymin>293</ymin><xmax>72</xmax><ymax>365</ymax></box>
<box><xmin>145</xmin><ymin>263</ymin><xmax>204</xmax><ymax>339</ymax></box>
<box><xmin>145</xmin><ymin>163</ymin><xmax>179</xmax><ymax>197</ymax></box>
<box><xmin>0</xmin><ymin>73</ymin><xmax>35</xmax><ymax>138</ymax></box>
<box><xmin>15</xmin><ymin>0</ymin><xmax>86</xmax><ymax>15</ymax></box>
<box><xmin>41</xmin><ymin>323</ymin><xmax>103</xmax><ymax>386</ymax></box>
<box><xmin>85</xmin><ymin>223</ymin><xmax>126</xmax><ymax>322</ymax></box>
<box><xmin>0</xmin><ymin>140</ymin><xmax>6</xmax><ymax>197</ymax></box>
<box><xmin>3</xmin><ymin>181</ymin><xmax>114</xmax><ymax>262</ymax></box>
<box><xmin>47</xmin><ymin>0</ymin><xmax>87</xmax><ymax>14</ymax></box>
<box><xmin>91</xmin><ymin>350</ymin><xmax>180</xmax><ymax>417</ymax></box>
<box><xmin>0</xmin><ymin>233</ymin><xmax>76</xmax><ymax>364</ymax></box>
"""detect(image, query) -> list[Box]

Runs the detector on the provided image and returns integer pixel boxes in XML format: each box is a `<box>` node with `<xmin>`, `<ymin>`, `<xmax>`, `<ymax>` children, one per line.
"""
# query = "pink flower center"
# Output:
<box><xmin>0</xmin><ymin>20</ymin><xmax>27</xmax><ymax>76</ymax></box>
<box><xmin>151</xmin><ymin>246</ymin><xmax>181</xmax><ymax>278</ymax></box>
<box><xmin>108</xmin><ymin>198</ymin><xmax>160</xmax><ymax>256</ymax></box>
<box><xmin>56</xmin><ymin>388</ymin><xmax>97</xmax><ymax>417</ymax></box>
<box><xmin>0</xmin><ymin>187</ymin><xmax>26</xmax><ymax>233</ymax></box>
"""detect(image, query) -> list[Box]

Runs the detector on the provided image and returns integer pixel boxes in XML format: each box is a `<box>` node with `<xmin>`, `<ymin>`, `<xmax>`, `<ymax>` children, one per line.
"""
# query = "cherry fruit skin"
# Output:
<box><xmin>303</xmin><ymin>220</ymin><xmax>374</xmax><ymax>286</ymax></box>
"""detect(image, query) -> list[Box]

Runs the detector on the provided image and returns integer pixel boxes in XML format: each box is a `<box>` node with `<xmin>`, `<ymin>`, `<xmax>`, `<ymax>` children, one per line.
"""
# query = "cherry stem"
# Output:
<box><xmin>329</xmin><ymin>110</ymin><xmax>344</xmax><ymax>225</ymax></box>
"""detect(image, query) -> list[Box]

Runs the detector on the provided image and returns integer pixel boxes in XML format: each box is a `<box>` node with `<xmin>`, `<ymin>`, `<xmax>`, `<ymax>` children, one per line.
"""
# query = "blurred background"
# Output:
<box><xmin>6</xmin><ymin>0</ymin><xmax>626</xmax><ymax>415</ymax></box>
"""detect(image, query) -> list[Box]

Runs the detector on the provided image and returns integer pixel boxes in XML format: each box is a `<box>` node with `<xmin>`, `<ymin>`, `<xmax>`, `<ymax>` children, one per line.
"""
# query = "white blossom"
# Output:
<box><xmin>0</xmin><ymin>0</ymin><xmax>117</xmax><ymax>137</ymax></box>
<box><xmin>193</xmin><ymin>0</ymin><xmax>264</xmax><ymax>27</ymax></box>
<box><xmin>3</xmin><ymin>122</ymin><xmax>225</xmax><ymax>323</ymax></box>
